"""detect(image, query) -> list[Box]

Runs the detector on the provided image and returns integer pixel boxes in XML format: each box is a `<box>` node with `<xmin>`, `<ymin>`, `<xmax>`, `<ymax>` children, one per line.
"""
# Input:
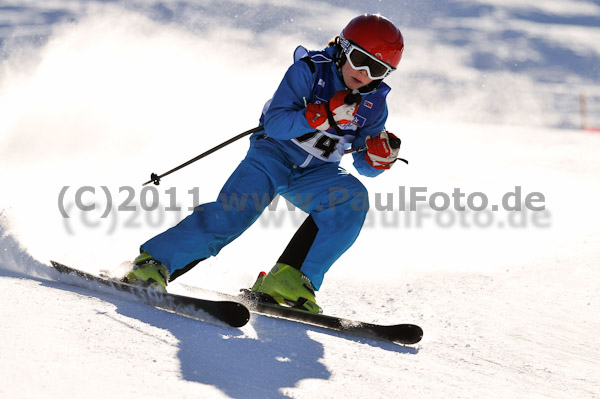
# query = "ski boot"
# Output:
<box><xmin>123</xmin><ymin>251</ymin><xmax>170</xmax><ymax>293</ymax></box>
<box><xmin>250</xmin><ymin>263</ymin><xmax>322</xmax><ymax>314</ymax></box>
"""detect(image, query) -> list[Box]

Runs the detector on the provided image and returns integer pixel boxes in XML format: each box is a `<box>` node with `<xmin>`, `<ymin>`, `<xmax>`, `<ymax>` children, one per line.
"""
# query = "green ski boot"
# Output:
<box><xmin>124</xmin><ymin>251</ymin><xmax>170</xmax><ymax>293</ymax></box>
<box><xmin>251</xmin><ymin>263</ymin><xmax>322</xmax><ymax>314</ymax></box>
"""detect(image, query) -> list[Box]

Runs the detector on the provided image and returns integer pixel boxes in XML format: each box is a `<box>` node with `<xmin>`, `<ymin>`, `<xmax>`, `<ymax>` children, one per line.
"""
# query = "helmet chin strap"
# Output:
<box><xmin>332</xmin><ymin>40</ymin><xmax>383</xmax><ymax>94</ymax></box>
<box><xmin>357</xmin><ymin>79</ymin><xmax>383</xmax><ymax>94</ymax></box>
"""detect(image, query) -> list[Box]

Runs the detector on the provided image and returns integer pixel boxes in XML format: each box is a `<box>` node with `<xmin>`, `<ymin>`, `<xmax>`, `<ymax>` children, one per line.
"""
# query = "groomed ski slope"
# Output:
<box><xmin>1</xmin><ymin>1</ymin><xmax>599</xmax><ymax>398</ymax></box>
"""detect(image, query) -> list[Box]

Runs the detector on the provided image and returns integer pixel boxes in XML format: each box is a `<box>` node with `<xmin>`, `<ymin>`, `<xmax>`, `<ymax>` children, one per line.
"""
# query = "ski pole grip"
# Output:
<box><xmin>344</xmin><ymin>91</ymin><xmax>362</xmax><ymax>105</ymax></box>
<box><xmin>389</xmin><ymin>136</ymin><xmax>401</xmax><ymax>150</ymax></box>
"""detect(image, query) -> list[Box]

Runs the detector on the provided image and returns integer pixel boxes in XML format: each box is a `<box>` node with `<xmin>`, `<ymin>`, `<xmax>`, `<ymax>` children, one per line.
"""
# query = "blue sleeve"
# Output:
<box><xmin>351</xmin><ymin>104</ymin><xmax>388</xmax><ymax>177</ymax></box>
<box><xmin>263</xmin><ymin>61</ymin><xmax>315</xmax><ymax>140</ymax></box>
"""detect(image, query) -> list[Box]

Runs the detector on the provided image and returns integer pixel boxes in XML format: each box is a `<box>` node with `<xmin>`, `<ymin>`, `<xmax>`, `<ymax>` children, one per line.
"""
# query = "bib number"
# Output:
<box><xmin>295</xmin><ymin>131</ymin><xmax>340</xmax><ymax>159</ymax></box>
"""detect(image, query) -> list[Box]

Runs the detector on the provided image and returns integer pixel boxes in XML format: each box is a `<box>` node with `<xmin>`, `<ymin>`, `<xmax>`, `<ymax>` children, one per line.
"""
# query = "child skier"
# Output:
<box><xmin>125</xmin><ymin>14</ymin><xmax>405</xmax><ymax>314</ymax></box>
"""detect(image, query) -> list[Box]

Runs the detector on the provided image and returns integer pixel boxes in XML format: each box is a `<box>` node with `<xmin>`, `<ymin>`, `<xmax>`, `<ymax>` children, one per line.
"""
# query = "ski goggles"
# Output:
<box><xmin>339</xmin><ymin>34</ymin><xmax>395</xmax><ymax>80</ymax></box>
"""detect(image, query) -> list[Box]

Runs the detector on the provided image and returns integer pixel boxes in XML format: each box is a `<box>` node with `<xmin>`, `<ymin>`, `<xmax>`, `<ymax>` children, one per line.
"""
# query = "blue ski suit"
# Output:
<box><xmin>142</xmin><ymin>45</ymin><xmax>391</xmax><ymax>289</ymax></box>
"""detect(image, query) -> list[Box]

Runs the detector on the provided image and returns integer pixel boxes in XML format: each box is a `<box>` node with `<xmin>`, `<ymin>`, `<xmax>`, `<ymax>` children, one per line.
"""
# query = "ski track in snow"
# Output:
<box><xmin>1</xmin><ymin>0</ymin><xmax>600</xmax><ymax>398</ymax></box>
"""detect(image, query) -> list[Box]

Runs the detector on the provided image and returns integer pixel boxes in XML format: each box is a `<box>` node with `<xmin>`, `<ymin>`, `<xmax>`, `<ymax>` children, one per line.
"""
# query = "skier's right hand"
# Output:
<box><xmin>305</xmin><ymin>90</ymin><xmax>361</xmax><ymax>131</ymax></box>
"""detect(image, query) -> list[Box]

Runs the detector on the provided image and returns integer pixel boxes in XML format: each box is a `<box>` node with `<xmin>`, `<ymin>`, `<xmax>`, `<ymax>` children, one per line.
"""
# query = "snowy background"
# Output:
<box><xmin>1</xmin><ymin>0</ymin><xmax>599</xmax><ymax>398</ymax></box>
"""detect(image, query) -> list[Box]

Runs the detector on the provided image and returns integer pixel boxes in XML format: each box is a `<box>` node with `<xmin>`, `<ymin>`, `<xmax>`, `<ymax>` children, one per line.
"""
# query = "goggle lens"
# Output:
<box><xmin>348</xmin><ymin>48</ymin><xmax>390</xmax><ymax>79</ymax></box>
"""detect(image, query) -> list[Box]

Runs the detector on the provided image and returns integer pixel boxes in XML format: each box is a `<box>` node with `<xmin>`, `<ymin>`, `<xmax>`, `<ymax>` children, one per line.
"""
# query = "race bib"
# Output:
<box><xmin>292</xmin><ymin>131</ymin><xmax>352</xmax><ymax>162</ymax></box>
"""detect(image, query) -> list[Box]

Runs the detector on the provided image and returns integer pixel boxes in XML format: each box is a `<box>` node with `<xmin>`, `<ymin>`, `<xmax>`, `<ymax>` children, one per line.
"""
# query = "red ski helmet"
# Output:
<box><xmin>341</xmin><ymin>14</ymin><xmax>404</xmax><ymax>70</ymax></box>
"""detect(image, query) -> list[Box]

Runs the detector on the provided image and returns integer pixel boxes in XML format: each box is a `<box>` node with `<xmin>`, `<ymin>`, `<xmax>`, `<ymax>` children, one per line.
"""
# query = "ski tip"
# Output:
<box><xmin>50</xmin><ymin>260</ymin><xmax>67</xmax><ymax>271</ymax></box>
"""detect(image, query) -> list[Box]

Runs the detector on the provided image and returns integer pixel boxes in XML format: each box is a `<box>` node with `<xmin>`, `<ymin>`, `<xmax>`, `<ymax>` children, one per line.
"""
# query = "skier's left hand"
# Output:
<box><xmin>365</xmin><ymin>130</ymin><xmax>401</xmax><ymax>170</ymax></box>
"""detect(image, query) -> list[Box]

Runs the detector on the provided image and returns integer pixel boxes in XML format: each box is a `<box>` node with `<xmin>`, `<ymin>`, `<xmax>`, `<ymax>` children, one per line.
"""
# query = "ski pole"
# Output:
<box><xmin>143</xmin><ymin>125</ymin><xmax>265</xmax><ymax>186</ymax></box>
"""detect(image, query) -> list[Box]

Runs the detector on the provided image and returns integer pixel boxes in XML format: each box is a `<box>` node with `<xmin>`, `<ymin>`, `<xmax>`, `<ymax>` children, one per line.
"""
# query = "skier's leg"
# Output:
<box><xmin>139</xmin><ymin>143</ymin><xmax>290</xmax><ymax>277</ymax></box>
<box><xmin>282</xmin><ymin>164</ymin><xmax>369</xmax><ymax>290</ymax></box>
<box><xmin>276</xmin><ymin>214</ymin><xmax>319</xmax><ymax>270</ymax></box>
<box><xmin>250</xmin><ymin>164</ymin><xmax>368</xmax><ymax>312</ymax></box>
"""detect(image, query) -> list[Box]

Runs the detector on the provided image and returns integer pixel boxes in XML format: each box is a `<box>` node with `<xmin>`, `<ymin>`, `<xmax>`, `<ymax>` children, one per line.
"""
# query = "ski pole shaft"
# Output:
<box><xmin>143</xmin><ymin>125</ymin><xmax>265</xmax><ymax>186</ymax></box>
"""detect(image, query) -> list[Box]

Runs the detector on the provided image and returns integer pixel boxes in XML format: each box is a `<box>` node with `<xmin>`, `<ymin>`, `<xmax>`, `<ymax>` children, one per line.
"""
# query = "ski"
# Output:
<box><xmin>180</xmin><ymin>283</ymin><xmax>422</xmax><ymax>345</ymax></box>
<box><xmin>50</xmin><ymin>261</ymin><xmax>250</xmax><ymax>328</ymax></box>
<box><xmin>51</xmin><ymin>260</ymin><xmax>422</xmax><ymax>344</ymax></box>
<box><xmin>239</xmin><ymin>290</ymin><xmax>423</xmax><ymax>345</ymax></box>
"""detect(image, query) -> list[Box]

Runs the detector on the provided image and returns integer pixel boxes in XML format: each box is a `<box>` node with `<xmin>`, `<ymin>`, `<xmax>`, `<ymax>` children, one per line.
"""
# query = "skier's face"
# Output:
<box><xmin>341</xmin><ymin>60</ymin><xmax>374</xmax><ymax>90</ymax></box>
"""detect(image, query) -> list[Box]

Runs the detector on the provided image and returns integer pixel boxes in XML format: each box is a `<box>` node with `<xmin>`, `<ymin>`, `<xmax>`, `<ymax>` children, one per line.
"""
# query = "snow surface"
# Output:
<box><xmin>1</xmin><ymin>0</ymin><xmax>599</xmax><ymax>398</ymax></box>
